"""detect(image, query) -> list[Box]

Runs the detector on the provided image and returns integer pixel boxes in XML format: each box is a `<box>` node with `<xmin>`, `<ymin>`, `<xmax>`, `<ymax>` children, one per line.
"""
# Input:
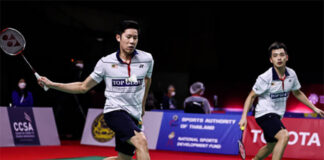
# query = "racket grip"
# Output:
<box><xmin>34</xmin><ymin>72</ymin><xmax>49</xmax><ymax>91</ymax></box>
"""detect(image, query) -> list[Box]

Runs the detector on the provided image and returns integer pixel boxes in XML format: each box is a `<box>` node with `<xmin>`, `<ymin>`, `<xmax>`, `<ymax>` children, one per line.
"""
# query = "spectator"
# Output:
<box><xmin>161</xmin><ymin>85</ymin><xmax>178</xmax><ymax>109</ymax></box>
<box><xmin>11</xmin><ymin>78</ymin><xmax>34</xmax><ymax>107</ymax></box>
<box><xmin>184</xmin><ymin>82</ymin><xmax>211</xmax><ymax>114</ymax></box>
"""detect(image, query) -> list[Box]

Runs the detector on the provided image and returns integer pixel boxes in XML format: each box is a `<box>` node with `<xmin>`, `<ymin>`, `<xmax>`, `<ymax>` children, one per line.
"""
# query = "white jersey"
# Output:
<box><xmin>253</xmin><ymin>67</ymin><xmax>301</xmax><ymax>118</ymax></box>
<box><xmin>90</xmin><ymin>49</ymin><xmax>154</xmax><ymax>120</ymax></box>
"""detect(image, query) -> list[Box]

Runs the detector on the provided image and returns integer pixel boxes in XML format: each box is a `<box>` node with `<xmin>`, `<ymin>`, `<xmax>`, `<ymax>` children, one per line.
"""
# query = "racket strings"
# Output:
<box><xmin>0</xmin><ymin>28</ymin><xmax>26</xmax><ymax>56</ymax></box>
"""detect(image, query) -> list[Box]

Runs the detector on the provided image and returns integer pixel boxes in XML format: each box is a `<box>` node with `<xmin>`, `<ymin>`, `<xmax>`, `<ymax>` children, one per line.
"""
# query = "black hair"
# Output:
<box><xmin>116</xmin><ymin>20</ymin><xmax>140</xmax><ymax>35</ymax></box>
<box><xmin>268</xmin><ymin>41</ymin><xmax>288</xmax><ymax>57</ymax></box>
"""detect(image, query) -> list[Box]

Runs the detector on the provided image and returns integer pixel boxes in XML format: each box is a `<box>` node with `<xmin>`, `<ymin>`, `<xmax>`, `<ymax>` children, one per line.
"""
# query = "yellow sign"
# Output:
<box><xmin>91</xmin><ymin>113</ymin><xmax>115</xmax><ymax>142</ymax></box>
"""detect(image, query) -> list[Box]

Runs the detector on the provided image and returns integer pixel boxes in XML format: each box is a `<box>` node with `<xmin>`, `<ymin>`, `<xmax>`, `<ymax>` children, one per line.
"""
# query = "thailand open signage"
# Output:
<box><xmin>156</xmin><ymin>112</ymin><xmax>242</xmax><ymax>154</ymax></box>
<box><xmin>7</xmin><ymin>107</ymin><xmax>40</xmax><ymax>145</ymax></box>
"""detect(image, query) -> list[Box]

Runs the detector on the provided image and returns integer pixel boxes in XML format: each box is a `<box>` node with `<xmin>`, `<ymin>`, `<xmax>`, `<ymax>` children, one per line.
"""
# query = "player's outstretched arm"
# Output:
<box><xmin>38</xmin><ymin>76</ymin><xmax>98</xmax><ymax>94</ymax></box>
<box><xmin>292</xmin><ymin>90</ymin><xmax>324</xmax><ymax>117</ymax></box>
<box><xmin>239</xmin><ymin>90</ymin><xmax>258</xmax><ymax>129</ymax></box>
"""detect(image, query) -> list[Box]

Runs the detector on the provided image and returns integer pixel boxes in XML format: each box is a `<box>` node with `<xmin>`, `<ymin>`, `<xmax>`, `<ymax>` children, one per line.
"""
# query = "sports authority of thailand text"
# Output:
<box><xmin>176</xmin><ymin>116</ymin><xmax>236</xmax><ymax>149</ymax></box>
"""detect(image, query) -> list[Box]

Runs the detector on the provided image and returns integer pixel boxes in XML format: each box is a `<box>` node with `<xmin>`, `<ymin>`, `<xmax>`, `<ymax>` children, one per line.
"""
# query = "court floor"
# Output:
<box><xmin>0</xmin><ymin>141</ymin><xmax>306</xmax><ymax>160</ymax></box>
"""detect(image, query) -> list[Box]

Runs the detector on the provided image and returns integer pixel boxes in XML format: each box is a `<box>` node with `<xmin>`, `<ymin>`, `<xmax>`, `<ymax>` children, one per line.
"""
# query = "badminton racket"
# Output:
<box><xmin>238</xmin><ymin>126</ymin><xmax>246</xmax><ymax>160</ymax></box>
<box><xmin>0</xmin><ymin>28</ymin><xmax>49</xmax><ymax>91</ymax></box>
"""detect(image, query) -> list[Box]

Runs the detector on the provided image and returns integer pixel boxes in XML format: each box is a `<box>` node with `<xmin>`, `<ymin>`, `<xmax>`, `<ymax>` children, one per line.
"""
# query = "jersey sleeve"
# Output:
<box><xmin>90</xmin><ymin>59</ymin><xmax>105</xmax><ymax>83</ymax></box>
<box><xmin>252</xmin><ymin>76</ymin><xmax>270</xmax><ymax>95</ymax></box>
<box><xmin>146</xmin><ymin>58</ymin><xmax>154</xmax><ymax>78</ymax></box>
<box><xmin>291</xmin><ymin>74</ymin><xmax>301</xmax><ymax>91</ymax></box>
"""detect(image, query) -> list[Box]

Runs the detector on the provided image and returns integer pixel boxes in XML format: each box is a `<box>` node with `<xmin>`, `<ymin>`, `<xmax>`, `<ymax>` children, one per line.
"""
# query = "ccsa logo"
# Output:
<box><xmin>13</xmin><ymin>112</ymin><xmax>34</xmax><ymax>132</ymax></box>
<box><xmin>13</xmin><ymin>122</ymin><xmax>33</xmax><ymax>132</ymax></box>
<box><xmin>91</xmin><ymin>113</ymin><xmax>115</xmax><ymax>142</ymax></box>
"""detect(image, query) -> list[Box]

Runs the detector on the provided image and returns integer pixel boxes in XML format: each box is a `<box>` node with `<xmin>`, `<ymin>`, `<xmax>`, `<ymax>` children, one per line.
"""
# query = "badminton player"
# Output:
<box><xmin>38</xmin><ymin>20</ymin><xmax>153</xmax><ymax>160</ymax></box>
<box><xmin>238</xmin><ymin>42</ymin><xmax>324</xmax><ymax>160</ymax></box>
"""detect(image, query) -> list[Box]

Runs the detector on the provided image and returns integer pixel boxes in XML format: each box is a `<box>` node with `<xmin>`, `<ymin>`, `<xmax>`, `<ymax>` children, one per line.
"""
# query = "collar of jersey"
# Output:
<box><xmin>116</xmin><ymin>49</ymin><xmax>138</xmax><ymax>64</ymax></box>
<box><xmin>272</xmin><ymin>67</ymin><xmax>290</xmax><ymax>80</ymax></box>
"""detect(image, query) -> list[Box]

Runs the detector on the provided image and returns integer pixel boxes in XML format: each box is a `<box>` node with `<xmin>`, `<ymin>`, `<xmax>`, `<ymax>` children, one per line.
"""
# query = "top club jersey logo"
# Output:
<box><xmin>112</xmin><ymin>79</ymin><xmax>143</xmax><ymax>87</ymax></box>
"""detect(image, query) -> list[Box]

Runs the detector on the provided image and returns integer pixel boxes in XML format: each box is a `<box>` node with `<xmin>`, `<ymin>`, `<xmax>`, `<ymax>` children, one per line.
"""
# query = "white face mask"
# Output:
<box><xmin>171</xmin><ymin>91</ymin><xmax>176</xmax><ymax>97</ymax></box>
<box><xmin>18</xmin><ymin>82</ymin><xmax>26</xmax><ymax>89</ymax></box>
<box><xmin>76</xmin><ymin>63</ymin><xmax>84</xmax><ymax>69</ymax></box>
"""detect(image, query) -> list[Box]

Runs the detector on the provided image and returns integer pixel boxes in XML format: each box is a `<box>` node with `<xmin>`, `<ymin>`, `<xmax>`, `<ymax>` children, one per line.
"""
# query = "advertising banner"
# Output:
<box><xmin>245</xmin><ymin>116</ymin><xmax>324</xmax><ymax>160</ymax></box>
<box><xmin>81</xmin><ymin>109</ymin><xmax>116</xmax><ymax>147</ymax></box>
<box><xmin>156</xmin><ymin>112</ymin><xmax>242</xmax><ymax>154</ymax></box>
<box><xmin>0</xmin><ymin>106</ymin><xmax>60</xmax><ymax>147</ymax></box>
<box><xmin>81</xmin><ymin>109</ymin><xmax>164</xmax><ymax>150</ymax></box>
<box><xmin>0</xmin><ymin>107</ymin><xmax>14</xmax><ymax>146</ymax></box>
<box><xmin>7</xmin><ymin>107</ymin><xmax>40</xmax><ymax>146</ymax></box>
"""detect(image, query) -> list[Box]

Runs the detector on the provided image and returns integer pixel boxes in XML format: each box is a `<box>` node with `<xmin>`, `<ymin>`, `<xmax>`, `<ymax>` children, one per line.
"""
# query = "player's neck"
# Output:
<box><xmin>274</xmin><ymin>66</ymin><xmax>286</xmax><ymax>78</ymax></box>
<box><xmin>119</xmin><ymin>51</ymin><xmax>132</xmax><ymax>63</ymax></box>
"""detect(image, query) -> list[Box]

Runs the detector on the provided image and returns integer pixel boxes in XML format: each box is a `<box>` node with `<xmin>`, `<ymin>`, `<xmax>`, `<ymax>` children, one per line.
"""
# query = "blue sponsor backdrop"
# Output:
<box><xmin>7</xmin><ymin>107</ymin><xmax>40</xmax><ymax>146</ymax></box>
<box><xmin>156</xmin><ymin>112</ymin><xmax>242</xmax><ymax>155</ymax></box>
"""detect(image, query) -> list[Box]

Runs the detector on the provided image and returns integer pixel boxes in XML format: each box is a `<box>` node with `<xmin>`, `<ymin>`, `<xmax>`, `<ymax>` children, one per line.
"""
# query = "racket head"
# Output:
<box><xmin>0</xmin><ymin>28</ymin><xmax>26</xmax><ymax>56</ymax></box>
<box><xmin>238</xmin><ymin>140</ymin><xmax>246</xmax><ymax>160</ymax></box>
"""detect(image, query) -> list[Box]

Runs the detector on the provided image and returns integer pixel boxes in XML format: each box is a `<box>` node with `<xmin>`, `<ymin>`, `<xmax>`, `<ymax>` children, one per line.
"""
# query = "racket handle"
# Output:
<box><xmin>34</xmin><ymin>72</ymin><xmax>49</xmax><ymax>91</ymax></box>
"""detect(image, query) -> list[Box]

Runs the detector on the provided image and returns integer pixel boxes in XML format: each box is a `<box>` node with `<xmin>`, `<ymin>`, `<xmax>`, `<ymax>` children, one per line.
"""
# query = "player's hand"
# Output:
<box><xmin>314</xmin><ymin>108</ymin><xmax>324</xmax><ymax>118</ymax></box>
<box><xmin>239</xmin><ymin>117</ymin><xmax>247</xmax><ymax>130</ymax></box>
<box><xmin>38</xmin><ymin>76</ymin><xmax>53</xmax><ymax>88</ymax></box>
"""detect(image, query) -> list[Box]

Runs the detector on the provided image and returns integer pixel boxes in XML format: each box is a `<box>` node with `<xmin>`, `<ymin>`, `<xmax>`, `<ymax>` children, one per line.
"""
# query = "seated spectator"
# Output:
<box><xmin>12</xmin><ymin>78</ymin><xmax>34</xmax><ymax>107</ymax></box>
<box><xmin>161</xmin><ymin>85</ymin><xmax>178</xmax><ymax>109</ymax></box>
<box><xmin>184</xmin><ymin>82</ymin><xmax>211</xmax><ymax>114</ymax></box>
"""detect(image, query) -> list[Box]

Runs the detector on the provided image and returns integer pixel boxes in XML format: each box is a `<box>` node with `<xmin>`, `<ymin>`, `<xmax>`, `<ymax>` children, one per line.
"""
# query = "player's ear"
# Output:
<box><xmin>269</xmin><ymin>57</ymin><xmax>273</xmax><ymax>64</ymax></box>
<box><xmin>286</xmin><ymin>55</ymin><xmax>289</xmax><ymax>61</ymax></box>
<box><xmin>116</xmin><ymin>34</ymin><xmax>121</xmax><ymax>42</ymax></box>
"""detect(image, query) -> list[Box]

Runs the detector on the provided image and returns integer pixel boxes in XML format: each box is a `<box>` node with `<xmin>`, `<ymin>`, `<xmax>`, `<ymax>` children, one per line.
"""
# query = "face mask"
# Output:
<box><xmin>76</xmin><ymin>63</ymin><xmax>84</xmax><ymax>69</ymax></box>
<box><xmin>18</xmin><ymin>82</ymin><xmax>26</xmax><ymax>89</ymax></box>
<box><xmin>171</xmin><ymin>91</ymin><xmax>176</xmax><ymax>97</ymax></box>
